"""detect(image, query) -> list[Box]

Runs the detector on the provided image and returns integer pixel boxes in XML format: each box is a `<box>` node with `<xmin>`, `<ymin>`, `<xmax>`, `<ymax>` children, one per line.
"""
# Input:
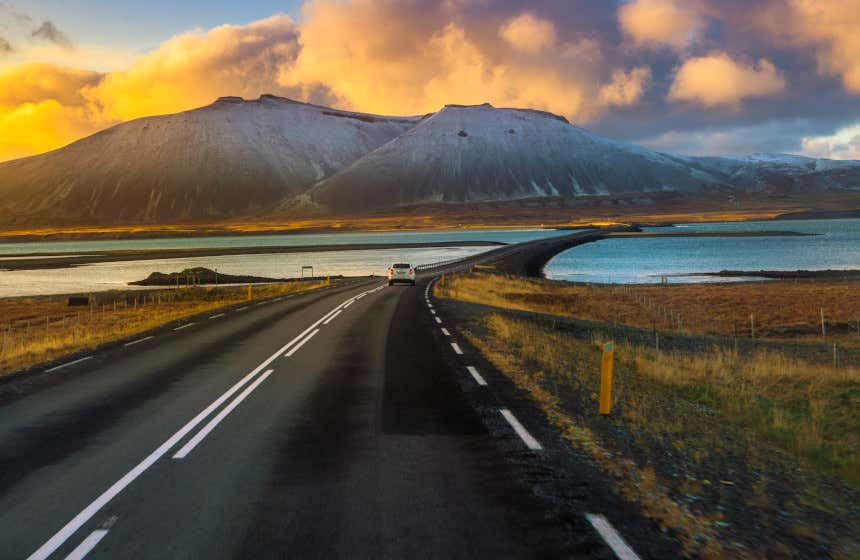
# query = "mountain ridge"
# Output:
<box><xmin>1</xmin><ymin>97</ymin><xmax>857</xmax><ymax>225</ymax></box>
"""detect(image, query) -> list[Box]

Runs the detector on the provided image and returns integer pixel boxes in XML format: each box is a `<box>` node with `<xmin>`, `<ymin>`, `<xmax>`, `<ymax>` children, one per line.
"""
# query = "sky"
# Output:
<box><xmin>1</xmin><ymin>0</ymin><xmax>860</xmax><ymax>163</ymax></box>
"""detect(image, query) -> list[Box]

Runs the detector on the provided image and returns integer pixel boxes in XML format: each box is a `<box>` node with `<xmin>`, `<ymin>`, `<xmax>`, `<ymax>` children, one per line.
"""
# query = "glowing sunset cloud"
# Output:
<box><xmin>0</xmin><ymin>0</ymin><xmax>859</xmax><ymax>162</ymax></box>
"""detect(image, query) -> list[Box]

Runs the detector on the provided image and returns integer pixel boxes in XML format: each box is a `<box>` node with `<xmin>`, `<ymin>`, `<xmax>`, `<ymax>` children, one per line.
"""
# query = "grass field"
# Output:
<box><xmin>437</xmin><ymin>272</ymin><xmax>860</xmax><ymax>345</ymax></box>
<box><xmin>438</xmin><ymin>272</ymin><xmax>860</xmax><ymax>557</ymax></box>
<box><xmin>0</xmin><ymin>280</ymin><xmax>329</xmax><ymax>376</ymax></box>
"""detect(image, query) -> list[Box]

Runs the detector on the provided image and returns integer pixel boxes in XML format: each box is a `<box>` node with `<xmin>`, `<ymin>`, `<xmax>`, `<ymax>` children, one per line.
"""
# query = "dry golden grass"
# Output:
<box><xmin>0</xmin><ymin>280</ymin><xmax>328</xmax><ymax>375</ymax></box>
<box><xmin>437</xmin><ymin>272</ymin><xmax>860</xmax><ymax>344</ymax></box>
<box><xmin>469</xmin><ymin>313</ymin><xmax>860</xmax><ymax>556</ymax></box>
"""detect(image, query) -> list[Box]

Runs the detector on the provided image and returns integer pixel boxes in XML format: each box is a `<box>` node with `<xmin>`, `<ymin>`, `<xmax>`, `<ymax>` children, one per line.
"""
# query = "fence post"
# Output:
<box><xmin>599</xmin><ymin>342</ymin><xmax>614</xmax><ymax>415</ymax></box>
<box><xmin>821</xmin><ymin>307</ymin><xmax>826</xmax><ymax>339</ymax></box>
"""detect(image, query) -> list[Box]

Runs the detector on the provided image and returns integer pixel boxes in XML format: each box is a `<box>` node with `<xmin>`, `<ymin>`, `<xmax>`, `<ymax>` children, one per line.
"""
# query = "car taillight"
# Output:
<box><xmin>409</xmin><ymin>268</ymin><xmax>414</xmax><ymax>274</ymax></box>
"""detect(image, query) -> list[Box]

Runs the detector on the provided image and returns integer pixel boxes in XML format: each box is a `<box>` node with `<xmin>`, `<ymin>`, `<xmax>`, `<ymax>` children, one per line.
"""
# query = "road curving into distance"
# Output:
<box><xmin>0</xmin><ymin>229</ymin><xmax>671</xmax><ymax>559</ymax></box>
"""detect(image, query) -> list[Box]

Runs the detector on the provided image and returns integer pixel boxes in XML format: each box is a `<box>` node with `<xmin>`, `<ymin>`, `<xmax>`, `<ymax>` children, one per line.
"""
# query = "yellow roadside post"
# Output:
<box><xmin>599</xmin><ymin>342</ymin><xmax>614</xmax><ymax>415</ymax></box>
<box><xmin>247</xmin><ymin>285</ymin><xmax>253</xmax><ymax>301</ymax></box>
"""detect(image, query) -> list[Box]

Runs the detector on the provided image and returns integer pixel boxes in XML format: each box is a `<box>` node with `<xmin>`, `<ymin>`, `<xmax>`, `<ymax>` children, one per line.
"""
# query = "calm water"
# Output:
<box><xmin>0</xmin><ymin>229</ymin><xmax>571</xmax><ymax>297</ymax></box>
<box><xmin>545</xmin><ymin>218</ymin><xmax>860</xmax><ymax>284</ymax></box>
<box><xmin>0</xmin><ymin>229</ymin><xmax>566</xmax><ymax>256</ymax></box>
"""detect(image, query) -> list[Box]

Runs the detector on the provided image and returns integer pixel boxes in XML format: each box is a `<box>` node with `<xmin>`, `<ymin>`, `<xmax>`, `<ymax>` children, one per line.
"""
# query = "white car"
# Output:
<box><xmin>388</xmin><ymin>263</ymin><xmax>415</xmax><ymax>286</ymax></box>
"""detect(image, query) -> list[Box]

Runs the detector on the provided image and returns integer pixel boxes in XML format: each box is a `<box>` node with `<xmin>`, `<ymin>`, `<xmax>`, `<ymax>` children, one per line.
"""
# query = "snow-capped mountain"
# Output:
<box><xmin>0</xmin><ymin>97</ymin><xmax>857</xmax><ymax>225</ymax></box>
<box><xmin>307</xmin><ymin>103</ymin><xmax>730</xmax><ymax>212</ymax></box>
<box><xmin>0</xmin><ymin>95</ymin><xmax>421</xmax><ymax>225</ymax></box>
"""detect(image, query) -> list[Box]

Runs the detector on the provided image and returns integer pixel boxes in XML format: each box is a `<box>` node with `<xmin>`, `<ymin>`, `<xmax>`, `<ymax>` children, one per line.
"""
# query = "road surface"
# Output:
<box><xmin>0</xmin><ymin>234</ymin><xmax>655</xmax><ymax>559</ymax></box>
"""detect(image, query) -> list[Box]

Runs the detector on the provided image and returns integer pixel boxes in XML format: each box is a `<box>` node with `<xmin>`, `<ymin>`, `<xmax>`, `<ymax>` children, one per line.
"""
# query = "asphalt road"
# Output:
<box><xmin>0</xmin><ymin>236</ymin><xmax>653</xmax><ymax>559</ymax></box>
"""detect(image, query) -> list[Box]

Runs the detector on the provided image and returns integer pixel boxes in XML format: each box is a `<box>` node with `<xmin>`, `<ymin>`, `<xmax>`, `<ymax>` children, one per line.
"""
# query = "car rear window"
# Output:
<box><xmin>393</xmin><ymin>263</ymin><xmax>411</xmax><ymax>268</ymax></box>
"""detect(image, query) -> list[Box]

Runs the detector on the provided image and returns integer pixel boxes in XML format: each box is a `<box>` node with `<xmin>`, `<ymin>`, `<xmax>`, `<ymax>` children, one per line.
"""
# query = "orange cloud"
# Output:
<box><xmin>85</xmin><ymin>15</ymin><xmax>300</xmax><ymax>122</ymax></box>
<box><xmin>618</xmin><ymin>0</ymin><xmax>702</xmax><ymax>49</ymax></box>
<box><xmin>599</xmin><ymin>66</ymin><xmax>652</xmax><ymax>107</ymax></box>
<box><xmin>280</xmin><ymin>1</ymin><xmax>632</xmax><ymax>122</ymax></box>
<box><xmin>498</xmin><ymin>12</ymin><xmax>556</xmax><ymax>54</ymax></box>
<box><xmin>755</xmin><ymin>0</ymin><xmax>860</xmax><ymax>94</ymax></box>
<box><xmin>668</xmin><ymin>53</ymin><xmax>786</xmax><ymax>107</ymax></box>
<box><xmin>0</xmin><ymin>5</ymin><xmax>651</xmax><ymax>163</ymax></box>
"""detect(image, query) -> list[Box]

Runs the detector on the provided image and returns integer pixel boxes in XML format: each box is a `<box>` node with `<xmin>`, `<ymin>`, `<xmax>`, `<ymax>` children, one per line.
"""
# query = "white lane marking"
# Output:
<box><xmin>435</xmin><ymin>317</ymin><xmax>442</xmax><ymax>324</ymax></box>
<box><xmin>27</xmin><ymin>362</ymin><xmax>269</xmax><ymax>560</ymax></box>
<box><xmin>123</xmin><ymin>336</ymin><xmax>154</xmax><ymax>347</ymax></box>
<box><xmin>27</xmin><ymin>289</ymin><xmax>374</xmax><ymax>560</ymax></box>
<box><xmin>173</xmin><ymin>369</ymin><xmax>275</xmax><ymax>459</ymax></box>
<box><xmin>63</xmin><ymin>530</ymin><xmax>108</xmax><ymax>560</ymax></box>
<box><xmin>499</xmin><ymin>409</ymin><xmax>542</xmax><ymax>450</ymax></box>
<box><xmin>466</xmin><ymin>366</ymin><xmax>487</xmax><ymax>386</ymax></box>
<box><xmin>586</xmin><ymin>514</ymin><xmax>642</xmax><ymax>560</ymax></box>
<box><xmin>451</xmin><ymin>343</ymin><xmax>463</xmax><ymax>355</ymax></box>
<box><xmin>343</xmin><ymin>300</ymin><xmax>355</xmax><ymax>308</ymax></box>
<box><xmin>209</xmin><ymin>313</ymin><xmax>225</xmax><ymax>320</ymax></box>
<box><xmin>236</xmin><ymin>307</ymin><xmax>248</xmax><ymax>311</ymax></box>
<box><xmin>255</xmin><ymin>301</ymin><xmax>269</xmax><ymax>306</ymax></box>
<box><xmin>323</xmin><ymin>309</ymin><xmax>343</xmax><ymax>325</ymax></box>
<box><xmin>427</xmin><ymin>303</ymin><xmax>433</xmax><ymax>308</ymax></box>
<box><xmin>284</xmin><ymin>329</ymin><xmax>320</xmax><ymax>357</ymax></box>
<box><xmin>441</xmin><ymin>328</ymin><xmax>451</xmax><ymax>336</ymax></box>
<box><xmin>430</xmin><ymin>309</ymin><xmax>436</xmax><ymax>315</ymax></box>
<box><xmin>45</xmin><ymin>356</ymin><xmax>93</xmax><ymax>373</ymax></box>
<box><xmin>173</xmin><ymin>323</ymin><xmax>195</xmax><ymax>331</ymax></box>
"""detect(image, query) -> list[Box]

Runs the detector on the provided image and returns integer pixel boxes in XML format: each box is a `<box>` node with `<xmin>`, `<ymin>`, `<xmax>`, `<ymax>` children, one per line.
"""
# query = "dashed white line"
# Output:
<box><xmin>435</xmin><ymin>317</ymin><xmax>442</xmax><ymax>324</ymax></box>
<box><xmin>284</xmin><ymin>329</ymin><xmax>320</xmax><ymax>357</ymax></box>
<box><xmin>499</xmin><ymin>408</ymin><xmax>542</xmax><ymax>450</ymax></box>
<box><xmin>173</xmin><ymin>369</ymin><xmax>275</xmax><ymax>459</ymax></box>
<box><xmin>209</xmin><ymin>313</ymin><xmax>225</xmax><ymax>320</ymax></box>
<box><xmin>63</xmin><ymin>529</ymin><xmax>109</xmax><ymax>560</ymax></box>
<box><xmin>441</xmin><ymin>328</ymin><xmax>451</xmax><ymax>336</ymax></box>
<box><xmin>26</xmin><ymin>288</ymin><xmax>377</xmax><ymax>560</ymax></box>
<box><xmin>427</xmin><ymin>303</ymin><xmax>433</xmax><ymax>308</ymax></box>
<box><xmin>236</xmin><ymin>307</ymin><xmax>248</xmax><ymax>312</ymax></box>
<box><xmin>123</xmin><ymin>336</ymin><xmax>154</xmax><ymax>347</ymax></box>
<box><xmin>173</xmin><ymin>323</ymin><xmax>195</xmax><ymax>331</ymax></box>
<box><xmin>466</xmin><ymin>366</ymin><xmax>487</xmax><ymax>386</ymax></box>
<box><xmin>323</xmin><ymin>309</ymin><xmax>343</xmax><ymax>325</ymax></box>
<box><xmin>451</xmin><ymin>342</ymin><xmax>463</xmax><ymax>355</ymax></box>
<box><xmin>45</xmin><ymin>356</ymin><xmax>93</xmax><ymax>373</ymax></box>
<box><xmin>430</xmin><ymin>309</ymin><xmax>436</xmax><ymax>315</ymax></box>
<box><xmin>586</xmin><ymin>514</ymin><xmax>642</xmax><ymax>560</ymax></box>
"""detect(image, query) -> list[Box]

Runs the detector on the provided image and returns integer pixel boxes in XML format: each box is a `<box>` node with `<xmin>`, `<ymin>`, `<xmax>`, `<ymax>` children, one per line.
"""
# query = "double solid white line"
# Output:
<box><xmin>27</xmin><ymin>284</ymin><xmax>383</xmax><ymax>560</ymax></box>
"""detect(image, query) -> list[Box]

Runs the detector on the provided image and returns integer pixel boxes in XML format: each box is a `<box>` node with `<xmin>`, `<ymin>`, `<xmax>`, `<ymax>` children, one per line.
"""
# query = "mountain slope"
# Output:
<box><xmin>0</xmin><ymin>95</ymin><xmax>421</xmax><ymax>225</ymax></box>
<box><xmin>306</xmin><ymin>103</ymin><xmax>733</xmax><ymax>212</ymax></box>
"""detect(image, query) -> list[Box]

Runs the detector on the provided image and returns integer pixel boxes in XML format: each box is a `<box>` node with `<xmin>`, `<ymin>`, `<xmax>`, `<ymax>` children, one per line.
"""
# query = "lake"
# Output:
<box><xmin>544</xmin><ymin>218</ymin><xmax>860</xmax><ymax>284</ymax></box>
<box><xmin>0</xmin><ymin>229</ymin><xmax>569</xmax><ymax>297</ymax></box>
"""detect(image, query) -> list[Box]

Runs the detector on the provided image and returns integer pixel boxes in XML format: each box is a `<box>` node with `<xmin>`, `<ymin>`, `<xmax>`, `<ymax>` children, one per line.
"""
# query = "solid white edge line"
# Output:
<box><xmin>466</xmin><ymin>366</ymin><xmax>487</xmax><ymax>386</ymax></box>
<box><xmin>323</xmin><ymin>309</ymin><xmax>343</xmax><ymax>325</ymax></box>
<box><xmin>343</xmin><ymin>300</ymin><xmax>354</xmax><ymax>308</ymax></box>
<box><xmin>284</xmin><ymin>329</ymin><xmax>320</xmax><ymax>357</ymax></box>
<box><xmin>209</xmin><ymin>313</ymin><xmax>225</xmax><ymax>319</ymax></box>
<box><xmin>499</xmin><ymin>408</ymin><xmax>542</xmax><ymax>450</ymax></box>
<box><xmin>435</xmin><ymin>317</ymin><xmax>442</xmax><ymax>324</ymax></box>
<box><xmin>62</xmin><ymin>529</ymin><xmax>109</xmax><ymax>560</ymax></box>
<box><xmin>585</xmin><ymin>514</ymin><xmax>642</xmax><ymax>560</ymax></box>
<box><xmin>173</xmin><ymin>323</ymin><xmax>195</xmax><ymax>331</ymax></box>
<box><xmin>123</xmin><ymin>336</ymin><xmax>154</xmax><ymax>347</ymax></box>
<box><xmin>441</xmin><ymin>328</ymin><xmax>450</xmax><ymax>336</ymax></box>
<box><xmin>451</xmin><ymin>342</ymin><xmax>463</xmax><ymax>355</ymax></box>
<box><xmin>172</xmin><ymin>369</ymin><xmax>275</xmax><ymax>459</ymax></box>
<box><xmin>27</xmin><ymin>289</ymin><xmax>370</xmax><ymax>560</ymax></box>
<box><xmin>45</xmin><ymin>356</ymin><xmax>92</xmax><ymax>373</ymax></box>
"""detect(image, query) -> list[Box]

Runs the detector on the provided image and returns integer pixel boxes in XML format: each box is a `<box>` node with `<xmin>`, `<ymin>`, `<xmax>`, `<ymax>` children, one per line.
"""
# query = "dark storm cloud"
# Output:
<box><xmin>31</xmin><ymin>20</ymin><xmax>74</xmax><ymax>49</ymax></box>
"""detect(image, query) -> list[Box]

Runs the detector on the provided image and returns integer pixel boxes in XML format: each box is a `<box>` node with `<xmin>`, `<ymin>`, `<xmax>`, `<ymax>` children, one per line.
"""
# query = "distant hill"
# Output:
<box><xmin>0</xmin><ymin>95</ymin><xmax>420</xmax><ymax>225</ymax></box>
<box><xmin>0</xmin><ymin>97</ymin><xmax>857</xmax><ymax>225</ymax></box>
